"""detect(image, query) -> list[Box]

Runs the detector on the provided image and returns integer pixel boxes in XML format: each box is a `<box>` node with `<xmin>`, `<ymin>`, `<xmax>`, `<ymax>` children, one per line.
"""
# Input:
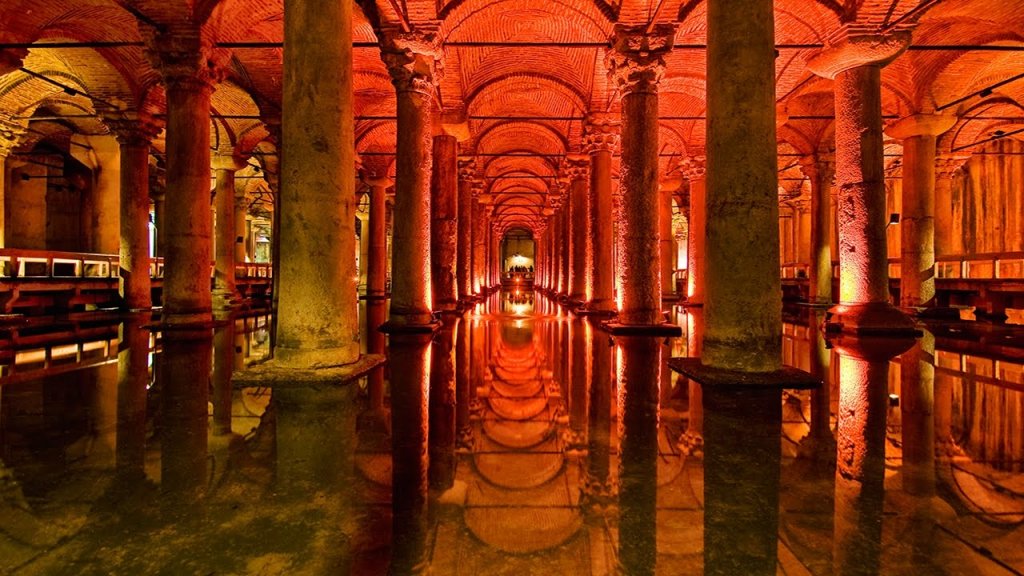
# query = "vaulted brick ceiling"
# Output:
<box><xmin>2</xmin><ymin>0</ymin><xmax>1022</xmax><ymax>233</ymax></box>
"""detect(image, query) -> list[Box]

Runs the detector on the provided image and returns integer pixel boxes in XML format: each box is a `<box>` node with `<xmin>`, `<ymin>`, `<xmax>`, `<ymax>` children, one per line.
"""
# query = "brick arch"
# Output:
<box><xmin>441</xmin><ymin>0</ymin><xmax>612</xmax><ymax>42</ymax></box>
<box><xmin>474</xmin><ymin>120</ymin><xmax>569</xmax><ymax>156</ymax></box>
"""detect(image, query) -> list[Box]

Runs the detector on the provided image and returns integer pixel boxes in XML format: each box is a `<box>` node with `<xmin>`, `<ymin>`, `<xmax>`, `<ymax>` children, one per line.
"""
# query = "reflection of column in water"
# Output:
<box><xmin>363</xmin><ymin>300</ymin><xmax>389</xmax><ymax>442</ymax></box>
<box><xmin>429</xmin><ymin>317</ymin><xmax>458</xmax><ymax>492</ymax></box>
<box><xmin>212</xmin><ymin>317</ymin><xmax>235</xmax><ymax>436</ymax></box>
<box><xmin>116</xmin><ymin>315</ymin><xmax>151</xmax><ymax>481</ymax></box>
<box><xmin>680</xmin><ymin>309</ymin><xmax>704</xmax><ymax>456</ymax></box>
<box><xmin>160</xmin><ymin>328</ymin><xmax>212</xmax><ymax>502</ymax></box>
<box><xmin>802</xmin><ymin>310</ymin><xmax>836</xmax><ymax>462</ymax></box>
<box><xmin>455</xmin><ymin>314</ymin><xmax>472</xmax><ymax>448</ymax></box>
<box><xmin>567</xmin><ymin>317</ymin><xmax>589</xmax><ymax>448</ymax></box>
<box><xmin>831</xmin><ymin>336</ymin><xmax>912</xmax><ymax>576</ymax></box>
<box><xmin>616</xmin><ymin>335</ymin><xmax>661</xmax><ymax>576</ymax></box>
<box><xmin>703</xmin><ymin>386</ymin><xmax>783</xmax><ymax>576</ymax></box>
<box><xmin>901</xmin><ymin>331</ymin><xmax>935</xmax><ymax>497</ymax></box>
<box><xmin>584</xmin><ymin>318</ymin><xmax>614</xmax><ymax>508</ymax></box>
<box><xmin>388</xmin><ymin>333</ymin><xmax>432</xmax><ymax>575</ymax></box>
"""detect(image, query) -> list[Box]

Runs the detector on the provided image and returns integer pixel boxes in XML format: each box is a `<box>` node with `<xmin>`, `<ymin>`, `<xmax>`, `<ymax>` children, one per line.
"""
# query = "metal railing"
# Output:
<box><xmin>782</xmin><ymin>252</ymin><xmax>1024</xmax><ymax>282</ymax></box>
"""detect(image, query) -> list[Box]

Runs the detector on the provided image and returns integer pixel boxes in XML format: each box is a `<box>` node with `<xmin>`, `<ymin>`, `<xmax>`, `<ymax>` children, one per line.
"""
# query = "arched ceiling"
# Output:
<box><xmin>2</xmin><ymin>0</ymin><xmax>1023</xmax><ymax>234</ymax></box>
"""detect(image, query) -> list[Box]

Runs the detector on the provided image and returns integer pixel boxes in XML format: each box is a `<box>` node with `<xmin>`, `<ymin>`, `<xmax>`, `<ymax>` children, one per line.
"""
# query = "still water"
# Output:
<box><xmin>0</xmin><ymin>294</ymin><xmax>1021</xmax><ymax>575</ymax></box>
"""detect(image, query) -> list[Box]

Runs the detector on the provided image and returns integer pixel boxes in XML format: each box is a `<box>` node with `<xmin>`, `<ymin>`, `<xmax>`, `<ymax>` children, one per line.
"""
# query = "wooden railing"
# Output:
<box><xmin>0</xmin><ymin>249</ymin><xmax>272</xmax><ymax>281</ymax></box>
<box><xmin>784</xmin><ymin>252</ymin><xmax>1024</xmax><ymax>282</ymax></box>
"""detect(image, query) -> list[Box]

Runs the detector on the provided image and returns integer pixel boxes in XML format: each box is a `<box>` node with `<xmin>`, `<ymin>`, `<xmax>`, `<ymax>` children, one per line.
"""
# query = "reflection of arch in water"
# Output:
<box><xmin>464</xmin><ymin>478</ymin><xmax>582</xmax><ymax>554</ymax></box>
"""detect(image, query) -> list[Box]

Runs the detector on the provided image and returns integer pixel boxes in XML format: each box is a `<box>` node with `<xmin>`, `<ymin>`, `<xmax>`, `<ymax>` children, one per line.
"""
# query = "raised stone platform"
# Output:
<box><xmin>668</xmin><ymin>357</ymin><xmax>821</xmax><ymax>390</ymax></box>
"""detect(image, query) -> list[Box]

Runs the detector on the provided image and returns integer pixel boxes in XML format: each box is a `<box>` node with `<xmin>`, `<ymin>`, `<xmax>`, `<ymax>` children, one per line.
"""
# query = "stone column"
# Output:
<box><xmin>0</xmin><ymin>114</ymin><xmax>26</xmax><ymax>248</ymax></box>
<box><xmin>233</xmin><ymin>178</ymin><xmax>247</xmax><ymax>265</ymax></box>
<box><xmin>558</xmin><ymin>197</ymin><xmax>570</xmax><ymax>297</ymax></box>
<box><xmin>684</xmin><ymin>157</ymin><xmax>707</xmax><ymax>305</ymax></box>
<box><xmin>700</xmin><ymin>0</ymin><xmax>784</xmax><ymax>369</ymax></box>
<box><xmin>107</xmin><ymin>116</ymin><xmax>160</xmax><ymax>311</ymax></box>
<box><xmin>457</xmin><ymin>158</ymin><xmax>476</xmax><ymax>302</ymax></box>
<box><xmin>807</xmin><ymin>31</ymin><xmax>916</xmax><ymax>334</ymax></box>
<box><xmin>152</xmin><ymin>191</ymin><xmax>165</xmax><ymax>258</ymax></box>
<box><xmin>886</xmin><ymin>114</ymin><xmax>956</xmax><ymax>309</ymax></box>
<box><xmin>472</xmin><ymin>183</ymin><xmax>487</xmax><ymax>295</ymax></box>
<box><xmin>213</xmin><ymin>155</ymin><xmax>246</xmax><ymax>307</ymax></box>
<box><xmin>431</xmin><ymin>132</ymin><xmax>458</xmax><ymax>311</ymax></box>
<box><xmin>146</xmin><ymin>31</ymin><xmax>222</xmax><ymax>326</ymax></box>
<box><xmin>607</xmin><ymin>24</ymin><xmax>675</xmax><ymax>327</ymax></box>
<box><xmin>364</xmin><ymin>176</ymin><xmax>390</xmax><ymax>300</ymax></box>
<box><xmin>566</xmin><ymin>156</ymin><xmax>590</xmax><ymax>304</ymax></box>
<box><xmin>272</xmin><ymin>0</ymin><xmax>360</xmax><ymax>366</ymax></box>
<box><xmin>381</xmin><ymin>24</ymin><xmax>443</xmax><ymax>329</ymax></box>
<box><xmin>933</xmin><ymin>155</ymin><xmax>967</xmax><ymax>257</ymax></box>
<box><xmin>800</xmin><ymin>154</ymin><xmax>835</xmax><ymax>304</ymax></box>
<box><xmin>659</xmin><ymin>177</ymin><xmax>681</xmax><ymax>299</ymax></box>
<box><xmin>583</xmin><ymin>116</ymin><xmax>619</xmax><ymax>313</ymax></box>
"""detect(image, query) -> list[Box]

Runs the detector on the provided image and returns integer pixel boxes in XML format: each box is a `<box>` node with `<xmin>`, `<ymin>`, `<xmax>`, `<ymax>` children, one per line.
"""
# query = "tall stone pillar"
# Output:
<box><xmin>146</xmin><ymin>32</ymin><xmax>222</xmax><ymax>326</ymax></box>
<box><xmin>808</xmin><ymin>31</ymin><xmax>917</xmax><ymax>334</ymax></box>
<box><xmin>684</xmin><ymin>157</ymin><xmax>706</xmax><ymax>305</ymax></box>
<box><xmin>213</xmin><ymin>155</ymin><xmax>246</xmax><ymax>307</ymax></box>
<box><xmin>107</xmin><ymin>116</ymin><xmax>160</xmax><ymax>310</ymax></box>
<box><xmin>152</xmin><ymin>191</ymin><xmax>165</xmax><ymax>258</ymax></box>
<box><xmin>607</xmin><ymin>24</ymin><xmax>675</xmax><ymax>328</ymax></box>
<box><xmin>431</xmin><ymin>133</ymin><xmax>458</xmax><ymax>311</ymax></box>
<box><xmin>233</xmin><ymin>179</ymin><xmax>247</xmax><ymax>266</ymax></box>
<box><xmin>659</xmin><ymin>177</ymin><xmax>681</xmax><ymax>298</ymax></box>
<box><xmin>566</xmin><ymin>156</ymin><xmax>590</xmax><ymax>304</ymax></box>
<box><xmin>801</xmin><ymin>154</ymin><xmax>835</xmax><ymax>305</ymax></box>
<box><xmin>364</xmin><ymin>176</ymin><xmax>390</xmax><ymax>300</ymax></box>
<box><xmin>0</xmin><ymin>114</ymin><xmax>26</xmax><ymax>248</ymax></box>
<box><xmin>472</xmin><ymin>184</ymin><xmax>487</xmax><ymax>295</ymax></box>
<box><xmin>582</xmin><ymin>116</ymin><xmax>618</xmax><ymax>313</ymax></box>
<box><xmin>934</xmin><ymin>155</ymin><xmax>967</xmax><ymax>257</ymax></box>
<box><xmin>382</xmin><ymin>24</ymin><xmax>442</xmax><ymax>329</ymax></box>
<box><xmin>886</xmin><ymin>114</ymin><xmax>956</xmax><ymax>309</ymax></box>
<box><xmin>457</xmin><ymin>158</ymin><xmax>476</xmax><ymax>302</ymax></box>
<box><xmin>558</xmin><ymin>197</ymin><xmax>570</xmax><ymax>297</ymax></box>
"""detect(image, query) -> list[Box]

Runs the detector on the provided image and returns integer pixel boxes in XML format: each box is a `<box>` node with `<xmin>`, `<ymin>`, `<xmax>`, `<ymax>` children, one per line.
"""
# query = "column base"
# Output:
<box><xmin>661</xmin><ymin>292</ymin><xmax>683</xmax><ymax>303</ymax></box>
<box><xmin>825</xmin><ymin>302</ymin><xmax>921</xmax><ymax>336</ymax></box>
<box><xmin>160</xmin><ymin>310</ymin><xmax>214</xmax><ymax>328</ymax></box>
<box><xmin>668</xmin><ymin>357</ymin><xmax>821</xmax><ymax>390</ymax></box>
<box><xmin>575</xmin><ymin>303</ymin><xmax>617</xmax><ymax>318</ymax></box>
<box><xmin>361</xmin><ymin>293</ymin><xmax>389</xmax><ymax>301</ymax></box>
<box><xmin>796</xmin><ymin>299</ymin><xmax>832</xmax><ymax>309</ymax></box>
<box><xmin>380</xmin><ymin>319</ymin><xmax>441</xmax><ymax>334</ymax></box>
<box><xmin>234</xmin><ymin>353</ymin><xmax>385</xmax><ymax>388</ymax></box>
<box><xmin>602</xmin><ymin>321</ymin><xmax>682</xmax><ymax>336</ymax></box>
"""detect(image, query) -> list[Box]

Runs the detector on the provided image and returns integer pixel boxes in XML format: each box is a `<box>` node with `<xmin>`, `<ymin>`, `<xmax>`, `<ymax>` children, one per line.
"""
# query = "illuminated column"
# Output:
<box><xmin>886</xmin><ymin>114</ymin><xmax>956</xmax><ymax>309</ymax></box>
<box><xmin>364</xmin><ymin>176</ymin><xmax>391</xmax><ymax>301</ymax></box>
<box><xmin>933</xmin><ymin>155</ymin><xmax>967</xmax><ymax>257</ymax></box>
<box><xmin>566</xmin><ymin>156</ymin><xmax>590</xmax><ymax>303</ymax></box>
<box><xmin>472</xmin><ymin>182</ymin><xmax>487</xmax><ymax>294</ymax></box>
<box><xmin>900</xmin><ymin>330</ymin><xmax>936</xmax><ymax>497</ymax></box>
<box><xmin>607</xmin><ymin>24</ymin><xmax>675</xmax><ymax>327</ymax></box>
<box><xmin>659</xmin><ymin>177</ymin><xmax>681</xmax><ymax>298</ymax></box>
<box><xmin>800</xmin><ymin>154</ymin><xmax>835</xmax><ymax>305</ymax></box>
<box><xmin>583</xmin><ymin>116</ymin><xmax>619</xmax><ymax>313</ymax></box>
<box><xmin>233</xmin><ymin>178</ymin><xmax>247</xmax><ymax>265</ymax></box>
<box><xmin>146</xmin><ymin>31</ymin><xmax>222</xmax><ymax>326</ymax></box>
<box><xmin>431</xmin><ymin>132</ymin><xmax>458</xmax><ymax>311</ymax></box>
<box><xmin>382</xmin><ymin>24</ymin><xmax>442</xmax><ymax>328</ymax></box>
<box><xmin>684</xmin><ymin>157</ymin><xmax>707</xmax><ymax>305</ymax></box>
<box><xmin>558</xmin><ymin>193</ymin><xmax>570</xmax><ymax>297</ymax></box>
<box><xmin>807</xmin><ymin>31</ymin><xmax>916</xmax><ymax>334</ymax></box>
<box><xmin>429</xmin><ymin>316</ymin><xmax>458</xmax><ymax>490</ymax></box>
<box><xmin>213</xmin><ymin>155</ymin><xmax>246</xmax><ymax>307</ymax></box>
<box><xmin>116</xmin><ymin>315</ymin><xmax>151</xmax><ymax>480</ymax></box>
<box><xmin>107</xmin><ymin>116</ymin><xmax>160</xmax><ymax>310</ymax></box>
<box><xmin>457</xmin><ymin>158</ymin><xmax>476</xmax><ymax>302</ymax></box>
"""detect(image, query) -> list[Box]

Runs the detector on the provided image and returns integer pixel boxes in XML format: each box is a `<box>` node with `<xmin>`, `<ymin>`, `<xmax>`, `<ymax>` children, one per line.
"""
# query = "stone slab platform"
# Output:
<box><xmin>668</xmin><ymin>357</ymin><xmax>821</xmax><ymax>390</ymax></box>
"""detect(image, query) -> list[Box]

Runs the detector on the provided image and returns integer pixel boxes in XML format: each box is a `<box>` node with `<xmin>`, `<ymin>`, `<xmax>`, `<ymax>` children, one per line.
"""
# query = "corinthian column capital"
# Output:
<box><xmin>380</xmin><ymin>22</ymin><xmax>444</xmax><ymax>97</ymax></box>
<box><xmin>606</xmin><ymin>24</ymin><xmax>676</xmax><ymax>95</ymax></box>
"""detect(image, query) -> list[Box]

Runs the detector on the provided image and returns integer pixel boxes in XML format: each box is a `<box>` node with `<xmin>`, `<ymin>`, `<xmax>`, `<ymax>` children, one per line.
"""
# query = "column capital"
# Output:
<box><xmin>582</xmin><ymin>114</ymin><xmax>620</xmax><ymax>153</ymax></box>
<box><xmin>0</xmin><ymin>112</ymin><xmax>26</xmax><ymax>156</ymax></box>
<box><xmin>607</xmin><ymin>23</ymin><xmax>676</xmax><ymax>96</ymax></box>
<box><xmin>885</xmin><ymin>113</ymin><xmax>957</xmax><ymax>140</ymax></box>
<box><xmin>806</xmin><ymin>27</ymin><xmax>911</xmax><ymax>79</ymax></box>
<box><xmin>379</xmin><ymin>22</ymin><xmax>444</xmax><ymax>97</ymax></box>
<box><xmin>935</xmin><ymin>154</ymin><xmax>970</xmax><ymax>178</ymax></box>
<box><xmin>143</xmin><ymin>29</ymin><xmax>224</xmax><ymax>90</ymax></box>
<box><xmin>212</xmin><ymin>154</ymin><xmax>249</xmax><ymax>172</ymax></box>
<box><xmin>681</xmin><ymin>155</ymin><xmax>706</xmax><ymax>181</ymax></box>
<box><xmin>457</xmin><ymin>157</ymin><xmax>477</xmax><ymax>180</ymax></box>
<box><xmin>798</xmin><ymin>152</ymin><xmax>835</xmax><ymax>181</ymax></box>
<box><xmin>470</xmin><ymin>179</ymin><xmax>486</xmax><ymax>198</ymax></box>
<box><xmin>563</xmin><ymin>154</ymin><xmax>590</xmax><ymax>181</ymax></box>
<box><xmin>104</xmin><ymin>113</ymin><xmax>163</xmax><ymax>146</ymax></box>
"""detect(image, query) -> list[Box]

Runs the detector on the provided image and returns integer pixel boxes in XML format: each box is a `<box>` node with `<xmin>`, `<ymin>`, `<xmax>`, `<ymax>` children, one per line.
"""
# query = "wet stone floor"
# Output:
<box><xmin>0</xmin><ymin>293</ymin><xmax>1022</xmax><ymax>575</ymax></box>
